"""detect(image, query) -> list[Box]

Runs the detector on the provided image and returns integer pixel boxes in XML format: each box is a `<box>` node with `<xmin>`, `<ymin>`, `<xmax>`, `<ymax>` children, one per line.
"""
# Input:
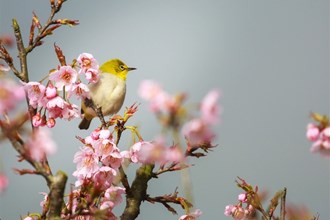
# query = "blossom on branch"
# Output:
<box><xmin>138</xmin><ymin>79</ymin><xmax>183</xmax><ymax>115</ymax></box>
<box><xmin>73</xmin><ymin>146</ymin><xmax>99</xmax><ymax>180</ymax></box>
<box><xmin>200</xmin><ymin>89</ymin><xmax>221</xmax><ymax>125</ymax></box>
<box><xmin>306</xmin><ymin>113</ymin><xmax>330</xmax><ymax>157</ymax></box>
<box><xmin>23</xmin><ymin>53</ymin><xmax>103</xmax><ymax>128</ymax></box>
<box><xmin>49</xmin><ymin>65</ymin><xmax>78</xmax><ymax>91</ymax></box>
<box><xmin>77</xmin><ymin>53</ymin><xmax>99</xmax><ymax>74</ymax></box>
<box><xmin>24</xmin><ymin>82</ymin><xmax>46</xmax><ymax>108</ymax></box>
<box><xmin>182</xmin><ymin>89</ymin><xmax>220</xmax><ymax>147</ymax></box>
<box><xmin>182</xmin><ymin>118</ymin><xmax>215</xmax><ymax>146</ymax></box>
<box><xmin>25</xmin><ymin>127</ymin><xmax>57</xmax><ymax>161</ymax></box>
<box><xmin>0</xmin><ymin>78</ymin><xmax>25</xmax><ymax>114</ymax></box>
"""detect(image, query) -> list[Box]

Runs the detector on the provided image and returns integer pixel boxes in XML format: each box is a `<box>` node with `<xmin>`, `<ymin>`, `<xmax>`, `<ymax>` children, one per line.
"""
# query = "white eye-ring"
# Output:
<box><xmin>119</xmin><ymin>65</ymin><xmax>125</xmax><ymax>71</ymax></box>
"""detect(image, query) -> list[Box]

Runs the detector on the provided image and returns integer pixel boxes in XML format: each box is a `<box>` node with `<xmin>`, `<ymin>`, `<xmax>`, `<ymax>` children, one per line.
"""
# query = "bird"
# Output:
<box><xmin>79</xmin><ymin>59</ymin><xmax>136</xmax><ymax>129</ymax></box>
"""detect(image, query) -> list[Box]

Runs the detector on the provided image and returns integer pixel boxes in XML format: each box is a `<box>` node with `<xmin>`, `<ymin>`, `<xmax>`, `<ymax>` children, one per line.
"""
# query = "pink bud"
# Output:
<box><xmin>306</xmin><ymin>124</ymin><xmax>320</xmax><ymax>142</ymax></box>
<box><xmin>238</xmin><ymin>193</ymin><xmax>247</xmax><ymax>202</ymax></box>
<box><xmin>32</xmin><ymin>113</ymin><xmax>43</xmax><ymax>127</ymax></box>
<box><xmin>91</xmin><ymin>128</ymin><xmax>101</xmax><ymax>140</ymax></box>
<box><xmin>46</xmin><ymin>118</ymin><xmax>56</xmax><ymax>128</ymax></box>
<box><xmin>45</xmin><ymin>84</ymin><xmax>57</xmax><ymax>99</ymax></box>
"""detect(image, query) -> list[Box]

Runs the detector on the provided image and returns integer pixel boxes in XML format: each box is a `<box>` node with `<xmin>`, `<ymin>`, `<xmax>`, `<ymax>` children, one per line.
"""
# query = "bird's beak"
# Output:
<box><xmin>127</xmin><ymin>67</ymin><xmax>136</xmax><ymax>71</ymax></box>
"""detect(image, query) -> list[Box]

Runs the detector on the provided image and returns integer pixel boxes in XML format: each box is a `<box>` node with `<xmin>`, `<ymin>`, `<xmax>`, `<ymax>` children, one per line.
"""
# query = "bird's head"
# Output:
<box><xmin>99</xmin><ymin>59</ymin><xmax>136</xmax><ymax>81</ymax></box>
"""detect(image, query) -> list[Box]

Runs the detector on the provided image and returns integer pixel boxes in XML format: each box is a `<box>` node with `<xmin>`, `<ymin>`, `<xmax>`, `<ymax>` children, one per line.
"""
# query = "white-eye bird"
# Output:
<box><xmin>79</xmin><ymin>59</ymin><xmax>136</xmax><ymax>129</ymax></box>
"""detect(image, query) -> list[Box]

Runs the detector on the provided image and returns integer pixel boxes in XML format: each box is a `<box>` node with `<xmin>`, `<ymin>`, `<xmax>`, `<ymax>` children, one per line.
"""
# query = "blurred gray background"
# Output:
<box><xmin>0</xmin><ymin>0</ymin><xmax>329</xmax><ymax>219</ymax></box>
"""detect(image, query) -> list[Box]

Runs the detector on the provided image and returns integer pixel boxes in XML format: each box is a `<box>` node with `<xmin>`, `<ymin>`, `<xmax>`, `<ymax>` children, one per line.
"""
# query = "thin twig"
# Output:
<box><xmin>26</xmin><ymin>0</ymin><xmax>66</xmax><ymax>54</ymax></box>
<box><xmin>280</xmin><ymin>187</ymin><xmax>287</xmax><ymax>220</ymax></box>
<box><xmin>12</xmin><ymin>19</ymin><xmax>28</xmax><ymax>82</ymax></box>
<box><xmin>114</xmin><ymin>121</ymin><xmax>131</xmax><ymax>194</ymax></box>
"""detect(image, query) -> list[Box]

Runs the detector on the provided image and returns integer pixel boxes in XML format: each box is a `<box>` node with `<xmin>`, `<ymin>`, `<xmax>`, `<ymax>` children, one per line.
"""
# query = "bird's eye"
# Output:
<box><xmin>119</xmin><ymin>65</ymin><xmax>125</xmax><ymax>71</ymax></box>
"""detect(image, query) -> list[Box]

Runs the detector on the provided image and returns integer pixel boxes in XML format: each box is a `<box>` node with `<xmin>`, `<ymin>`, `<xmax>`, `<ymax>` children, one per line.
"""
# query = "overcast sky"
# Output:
<box><xmin>0</xmin><ymin>0</ymin><xmax>329</xmax><ymax>219</ymax></box>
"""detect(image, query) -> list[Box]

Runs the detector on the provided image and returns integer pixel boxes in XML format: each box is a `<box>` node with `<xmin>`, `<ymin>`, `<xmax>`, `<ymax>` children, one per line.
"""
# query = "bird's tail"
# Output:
<box><xmin>79</xmin><ymin>117</ymin><xmax>92</xmax><ymax>130</ymax></box>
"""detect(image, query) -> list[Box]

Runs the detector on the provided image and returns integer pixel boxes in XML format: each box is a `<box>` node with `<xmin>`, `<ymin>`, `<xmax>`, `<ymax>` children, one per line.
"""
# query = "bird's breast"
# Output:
<box><xmin>88</xmin><ymin>73</ymin><xmax>126</xmax><ymax>116</ymax></box>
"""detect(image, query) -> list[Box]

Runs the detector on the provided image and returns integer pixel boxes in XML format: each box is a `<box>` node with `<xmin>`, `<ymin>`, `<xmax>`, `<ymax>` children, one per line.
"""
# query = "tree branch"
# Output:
<box><xmin>48</xmin><ymin>170</ymin><xmax>68</xmax><ymax>219</ymax></box>
<box><xmin>120</xmin><ymin>164</ymin><xmax>154</xmax><ymax>220</ymax></box>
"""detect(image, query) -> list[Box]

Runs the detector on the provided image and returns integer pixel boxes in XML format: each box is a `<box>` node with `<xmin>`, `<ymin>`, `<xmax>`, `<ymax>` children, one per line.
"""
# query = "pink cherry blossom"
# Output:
<box><xmin>46</xmin><ymin>96</ymin><xmax>80</xmax><ymax>120</ymax></box>
<box><xmin>129</xmin><ymin>141</ymin><xmax>143</xmax><ymax>163</ymax></box>
<box><xmin>45</xmin><ymin>83</ymin><xmax>57</xmax><ymax>99</ymax></box>
<box><xmin>0</xmin><ymin>173</ymin><xmax>9</xmax><ymax>193</ymax></box>
<box><xmin>179</xmin><ymin>209</ymin><xmax>202</xmax><ymax>220</ymax></box>
<box><xmin>24</xmin><ymin>81</ymin><xmax>46</xmax><ymax>108</ymax></box>
<box><xmin>94</xmin><ymin>138</ymin><xmax>117</xmax><ymax>159</ymax></box>
<box><xmin>129</xmin><ymin>141</ymin><xmax>165</xmax><ymax>164</ymax></box>
<box><xmin>49</xmin><ymin>66</ymin><xmax>78</xmax><ymax>91</ymax></box>
<box><xmin>138</xmin><ymin>80</ymin><xmax>163</xmax><ymax>101</ymax></box>
<box><xmin>85</xmin><ymin>68</ymin><xmax>100</xmax><ymax>84</ymax></box>
<box><xmin>182</xmin><ymin>118</ymin><xmax>215</xmax><ymax>146</ymax></box>
<box><xmin>101</xmin><ymin>149</ymin><xmax>123</xmax><ymax>169</ymax></box>
<box><xmin>224</xmin><ymin>204</ymin><xmax>235</xmax><ymax>216</ymax></box>
<box><xmin>104</xmin><ymin>186</ymin><xmax>126</xmax><ymax>208</ymax></box>
<box><xmin>99</xmin><ymin>129</ymin><xmax>111</xmax><ymax>139</ymax></box>
<box><xmin>92</xmin><ymin>166</ymin><xmax>117</xmax><ymax>191</ymax></box>
<box><xmin>25</xmin><ymin>128</ymin><xmax>57</xmax><ymax>161</ymax></box>
<box><xmin>201</xmin><ymin>89</ymin><xmax>221</xmax><ymax>125</ymax></box>
<box><xmin>149</xmin><ymin>91</ymin><xmax>176</xmax><ymax>113</ymax></box>
<box><xmin>73</xmin><ymin>147</ymin><xmax>99</xmax><ymax>178</ymax></box>
<box><xmin>61</xmin><ymin>103</ymin><xmax>80</xmax><ymax>120</ymax></box>
<box><xmin>307</xmin><ymin>124</ymin><xmax>330</xmax><ymax>157</ymax></box>
<box><xmin>46</xmin><ymin>95</ymin><xmax>65</xmax><ymax>109</ymax></box>
<box><xmin>0</xmin><ymin>79</ymin><xmax>25</xmax><ymax>114</ymax></box>
<box><xmin>224</xmin><ymin>205</ymin><xmax>246</xmax><ymax>220</ymax></box>
<box><xmin>68</xmin><ymin>82</ymin><xmax>90</xmax><ymax>99</ymax></box>
<box><xmin>91</xmin><ymin>128</ymin><xmax>101</xmax><ymax>140</ymax></box>
<box><xmin>164</xmin><ymin>145</ymin><xmax>184</xmax><ymax>164</ymax></box>
<box><xmin>77</xmin><ymin>53</ymin><xmax>99</xmax><ymax>74</ymax></box>
<box><xmin>46</xmin><ymin>96</ymin><xmax>66</xmax><ymax>118</ymax></box>
<box><xmin>138</xmin><ymin>80</ymin><xmax>183</xmax><ymax>114</ymax></box>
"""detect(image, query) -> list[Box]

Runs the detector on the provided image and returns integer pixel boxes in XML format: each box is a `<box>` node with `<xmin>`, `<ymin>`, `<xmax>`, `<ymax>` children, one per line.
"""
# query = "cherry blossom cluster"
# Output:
<box><xmin>139</xmin><ymin>80</ymin><xmax>221</xmax><ymax>148</ymax></box>
<box><xmin>70</xmin><ymin>128</ymin><xmax>187</xmax><ymax>218</ymax></box>
<box><xmin>24</xmin><ymin>53</ymin><xmax>99</xmax><ymax>128</ymax></box>
<box><xmin>67</xmin><ymin>87</ymin><xmax>222</xmax><ymax>219</ymax></box>
<box><xmin>138</xmin><ymin>80</ymin><xmax>183</xmax><ymax>114</ymax></box>
<box><xmin>306</xmin><ymin>113</ymin><xmax>330</xmax><ymax>157</ymax></box>
<box><xmin>224</xmin><ymin>193</ymin><xmax>255</xmax><ymax>220</ymax></box>
<box><xmin>182</xmin><ymin>89</ymin><xmax>220</xmax><ymax>147</ymax></box>
<box><xmin>69</xmin><ymin>128</ymin><xmax>125</xmax><ymax>218</ymax></box>
<box><xmin>126</xmin><ymin>137</ymin><xmax>184</xmax><ymax>165</ymax></box>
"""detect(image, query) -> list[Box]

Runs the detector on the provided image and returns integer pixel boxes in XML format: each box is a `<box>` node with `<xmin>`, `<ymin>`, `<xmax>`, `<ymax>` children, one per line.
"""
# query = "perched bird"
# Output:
<box><xmin>79</xmin><ymin>59</ymin><xmax>136</xmax><ymax>129</ymax></box>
